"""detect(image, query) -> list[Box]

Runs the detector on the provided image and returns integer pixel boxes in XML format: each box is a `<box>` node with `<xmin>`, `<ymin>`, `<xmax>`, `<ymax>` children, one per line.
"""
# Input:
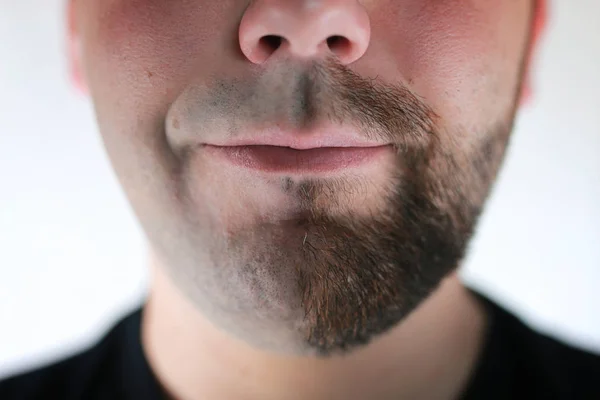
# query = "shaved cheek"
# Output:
<box><xmin>83</xmin><ymin>0</ymin><xmax>245</xmax><ymax>86</ymax></box>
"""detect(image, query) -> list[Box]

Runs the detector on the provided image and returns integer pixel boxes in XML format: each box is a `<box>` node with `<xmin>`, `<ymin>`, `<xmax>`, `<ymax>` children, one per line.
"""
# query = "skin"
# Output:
<box><xmin>68</xmin><ymin>0</ymin><xmax>546</xmax><ymax>398</ymax></box>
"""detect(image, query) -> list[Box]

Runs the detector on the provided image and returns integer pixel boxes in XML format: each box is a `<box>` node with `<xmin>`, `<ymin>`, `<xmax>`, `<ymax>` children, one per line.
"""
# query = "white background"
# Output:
<box><xmin>1</xmin><ymin>0</ymin><xmax>599</xmax><ymax>378</ymax></box>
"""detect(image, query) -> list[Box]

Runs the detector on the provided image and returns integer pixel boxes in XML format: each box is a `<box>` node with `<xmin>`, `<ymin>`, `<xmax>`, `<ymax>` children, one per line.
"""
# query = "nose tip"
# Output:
<box><xmin>239</xmin><ymin>0</ymin><xmax>371</xmax><ymax>65</ymax></box>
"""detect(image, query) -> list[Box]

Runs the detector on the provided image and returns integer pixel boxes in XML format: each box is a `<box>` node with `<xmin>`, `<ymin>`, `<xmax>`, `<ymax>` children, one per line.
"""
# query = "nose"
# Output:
<box><xmin>239</xmin><ymin>0</ymin><xmax>371</xmax><ymax>65</ymax></box>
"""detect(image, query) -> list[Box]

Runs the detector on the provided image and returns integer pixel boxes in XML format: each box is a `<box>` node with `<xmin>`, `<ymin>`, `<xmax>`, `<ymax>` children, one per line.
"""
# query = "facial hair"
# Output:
<box><xmin>164</xmin><ymin>51</ymin><xmax>526</xmax><ymax>356</ymax></box>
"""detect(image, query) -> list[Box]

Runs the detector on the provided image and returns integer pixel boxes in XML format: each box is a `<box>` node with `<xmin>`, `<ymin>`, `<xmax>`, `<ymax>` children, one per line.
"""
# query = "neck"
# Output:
<box><xmin>142</xmin><ymin>258</ymin><xmax>488</xmax><ymax>400</ymax></box>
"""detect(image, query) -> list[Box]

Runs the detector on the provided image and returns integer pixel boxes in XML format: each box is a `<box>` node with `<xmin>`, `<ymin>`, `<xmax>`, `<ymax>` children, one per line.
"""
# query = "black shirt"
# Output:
<box><xmin>1</xmin><ymin>289</ymin><xmax>599</xmax><ymax>399</ymax></box>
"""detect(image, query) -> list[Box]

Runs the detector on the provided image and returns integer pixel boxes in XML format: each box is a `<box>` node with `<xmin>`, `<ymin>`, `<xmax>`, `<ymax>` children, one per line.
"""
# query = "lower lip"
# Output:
<box><xmin>203</xmin><ymin>145</ymin><xmax>392</xmax><ymax>174</ymax></box>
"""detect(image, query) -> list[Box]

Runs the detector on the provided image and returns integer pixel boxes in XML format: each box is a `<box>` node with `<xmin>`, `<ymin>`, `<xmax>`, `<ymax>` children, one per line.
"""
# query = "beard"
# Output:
<box><xmin>156</xmin><ymin>55</ymin><xmax>525</xmax><ymax>357</ymax></box>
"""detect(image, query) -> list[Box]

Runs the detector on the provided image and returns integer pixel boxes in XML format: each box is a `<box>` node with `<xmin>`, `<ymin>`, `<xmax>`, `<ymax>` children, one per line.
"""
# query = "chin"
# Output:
<box><xmin>163</xmin><ymin>179</ymin><xmax>468</xmax><ymax>356</ymax></box>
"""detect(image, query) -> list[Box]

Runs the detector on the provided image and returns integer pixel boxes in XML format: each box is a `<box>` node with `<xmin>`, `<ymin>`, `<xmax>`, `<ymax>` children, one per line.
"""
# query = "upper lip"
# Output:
<box><xmin>202</xmin><ymin>126</ymin><xmax>389</xmax><ymax>150</ymax></box>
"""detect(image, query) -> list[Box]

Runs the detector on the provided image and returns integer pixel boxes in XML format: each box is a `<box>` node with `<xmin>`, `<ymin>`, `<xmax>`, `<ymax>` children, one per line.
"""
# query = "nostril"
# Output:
<box><xmin>326</xmin><ymin>35</ymin><xmax>351</xmax><ymax>55</ymax></box>
<box><xmin>239</xmin><ymin>0</ymin><xmax>371</xmax><ymax>65</ymax></box>
<box><xmin>259</xmin><ymin>35</ymin><xmax>284</xmax><ymax>52</ymax></box>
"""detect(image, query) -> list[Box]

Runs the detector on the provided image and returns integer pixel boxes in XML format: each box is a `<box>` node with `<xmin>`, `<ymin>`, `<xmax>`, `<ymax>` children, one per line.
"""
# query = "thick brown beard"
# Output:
<box><xmin>294</xmin><ymin>122</ymin><xmax>513</xmax><ymax>356</ymax></box>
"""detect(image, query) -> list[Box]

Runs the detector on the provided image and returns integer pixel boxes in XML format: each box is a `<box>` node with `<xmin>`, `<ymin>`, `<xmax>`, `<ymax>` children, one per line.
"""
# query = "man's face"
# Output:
<box><xmin>70</xmin><ymin>0</ymin><xmax>534</xmax><ymax>355</ymax></box>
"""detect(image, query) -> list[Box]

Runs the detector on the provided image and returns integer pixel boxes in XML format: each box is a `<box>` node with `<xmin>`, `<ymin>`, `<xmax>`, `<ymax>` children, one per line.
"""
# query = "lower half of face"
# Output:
<box><xmin>77</xmin><ymin>0</ymin><xmax>532</xmax><ymax>356</ymax></box>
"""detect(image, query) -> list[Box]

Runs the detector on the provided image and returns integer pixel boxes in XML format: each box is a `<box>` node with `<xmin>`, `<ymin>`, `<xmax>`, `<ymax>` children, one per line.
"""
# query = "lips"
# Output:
<box><xmin>203</xmin><ymin>144</ymin><xmax>392</xmax><ymax>174</ymax></box>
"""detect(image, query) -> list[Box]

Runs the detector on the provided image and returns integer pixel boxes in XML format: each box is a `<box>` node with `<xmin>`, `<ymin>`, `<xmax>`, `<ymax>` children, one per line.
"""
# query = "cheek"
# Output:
<box><xmin>80</xmin><ymin>0</ymin><xmax>243</xmax><ymax>111</ymax></box>
<box><xmin>363</xmin><ymin>0</ymin><xmax>530</xmax><ymax>126</ymax></box>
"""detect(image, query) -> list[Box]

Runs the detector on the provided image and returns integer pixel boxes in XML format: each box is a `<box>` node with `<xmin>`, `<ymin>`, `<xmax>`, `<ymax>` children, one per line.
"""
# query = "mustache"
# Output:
<box><xmin>177</xmin><ymin>56</ymin><xmax>437</xmax><ymax>157</ymax></box>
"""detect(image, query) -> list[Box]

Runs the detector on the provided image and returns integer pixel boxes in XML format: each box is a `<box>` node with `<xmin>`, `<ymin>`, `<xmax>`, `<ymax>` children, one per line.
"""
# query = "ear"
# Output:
<box><xmin>520</xmin><ymin>0</ymin><xmax>548</xmax><ymax>105</ymax></box>
<box><xmin>67</xmin><ymin>0</ymin><xmax>88</xmax><ymax>95</ymax></box>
